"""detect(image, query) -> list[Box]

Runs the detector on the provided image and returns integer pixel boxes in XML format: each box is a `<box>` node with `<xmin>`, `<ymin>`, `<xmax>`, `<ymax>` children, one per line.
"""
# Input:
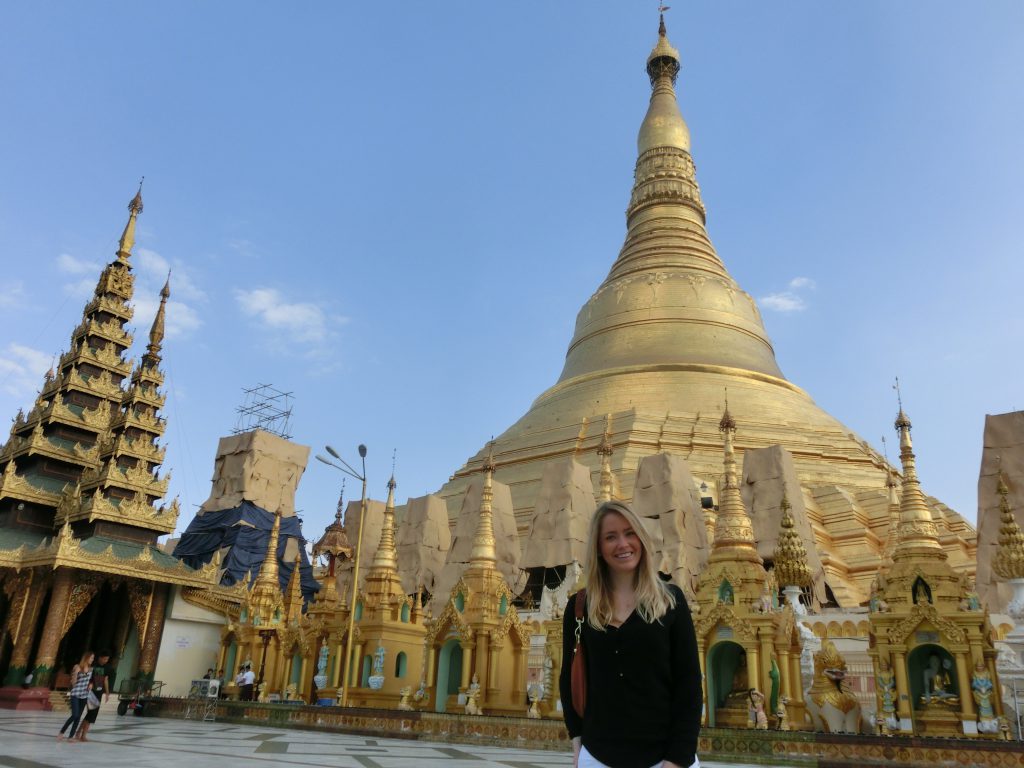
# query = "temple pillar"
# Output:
<box><xmin>893</xmin><ymin>650</ymin><xmax>913</xmax><ymax>727</ymax></box>
<box><xmin>136</xmin><ymin>583</ymin><xmax>168</xmax><ymax>684</ymax></box>
<box><xmin>513</xmin><ymin>644</ymin><xmax>529</xmax><ymax>704</ymax></box>
<box><xmin>759</xmin><ymin>634</ymin><xmax>774</xmax><ymax>698</ymax></box>
<box><xmin>351</xmin><ymin>642</ymin><xmax>364</xmax><ymax>686</ymax></box>
<box><xmin>425</xmin><ymin>645</ymin><xmax>437</xmax><ymax>688</ymax></box>
<box><xmin>788</xmin><ymin>652</ymin><xmax>804</xmax><ymax>706</ymax></box>
<box><xmin>331</xmin><ymin>637</ymin><xmax>344</xmax><ymax>688</ymax></box>
<box><xmin>486</xmin><ymin>643</ymin><xmax>499</xmax><ymax>699</ymax></box>
<box><xmin>475</xmin><ymin>631</ymin><xmax>490</xmax><ymax>693</ymax></box>
<box><xmin>298</xmin><ymin>657</ymin><xmax>308</xmax><ymax>698</ymax></box>
<box><xmin>460</xmin><ymin>641</ymin><xmax>474</xmax><ymax>690</ymax></box>
<box><xmin>747</xmin><ymin>646</ymin><xmax>761</xmax><ymax>695</ymax></box>
<box><xmin>954</xmin><ymin>653</ymin><xmax>975</xmax><ymax>720</ymax></box>
<box><xmin>2</xmin><ymin>572</ymin><xmax>46</xmax><ymax>686</ymax></box>
<box><xmin>778</xmin><ymin>649</ymin><xmax>792</xmax><ymax>703</ymax></box>
<box><xmin>31</xmin><ymin>567</ymin><xmax>74</xmax><ymax>687</ymax></box>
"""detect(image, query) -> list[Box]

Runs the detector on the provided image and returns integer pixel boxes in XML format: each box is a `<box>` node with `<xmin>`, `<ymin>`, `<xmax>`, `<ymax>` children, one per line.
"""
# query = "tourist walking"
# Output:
<box><xmin>559</xmin><ymin>501</ymin><xmax>702</xmax><ymax>768</ymax></box>
<box><xmin>75</xmin><ymin>651</ymin><xmax>111</xmax><ymax>742</ymax></box>
<box><xmin>57</xmin><ymin>651</ymin><xmax>94</xmax><ymax>741</ymax></box>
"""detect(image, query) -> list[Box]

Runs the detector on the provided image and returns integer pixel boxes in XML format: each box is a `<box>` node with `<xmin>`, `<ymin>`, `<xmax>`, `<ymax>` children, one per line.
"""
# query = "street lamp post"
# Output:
<box><xmin>315</xmin><ymin>444</ymin><xmax>367</xmax><ymax>708</ymax></box>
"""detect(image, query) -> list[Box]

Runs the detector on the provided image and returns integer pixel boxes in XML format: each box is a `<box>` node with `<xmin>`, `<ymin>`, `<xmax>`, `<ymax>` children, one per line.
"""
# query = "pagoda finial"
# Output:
<box><xmin>710</xmin><ymin>404</ymin><xmax>760</xmax><ymax>564</ymax></box>
<box><xmin>469</xmin><ymin>442</ymin><xmax>498</xmax><ymax>566</ymax></box>
<box><xmin>370</xmin><ymin>474</ymin><xmax>399</xmax><ymax>570</ymax></box>
<box><xmin>993</xmin><ymin>473</ymin><xmax>1024</xmax><ymax>581</ymax></box>
<box><xmin>891</xmin><ymin>402</ymin><xmax>944</xmax><ymax>561</ymax></box>
<box><xmin>597</xmin><ymin>413</ymin><xmax>615</xmax><ymax>502</ymax></box>
<box><xmin>639</xmin><ymin>6</ymin><xmax>688</xmax><ymax>154</ymax></box>
<box><xmin>145</xmin><ymin>272</ymin><xmax>171</xmax><ymax>361</ymax></box>
<box><xmin>248</xmin><ymin>511</ymin><xmax>284</xmax><ymax>624</ymax></box>
<box><xmin>116</xmin><ymin>180</ymin><xmax>145</xmax><ymax>262</ymax></box>
<box><xmin>773</xmin><ymin>485</ymin><xmax>812</xmax><ymax>589</ymax></box>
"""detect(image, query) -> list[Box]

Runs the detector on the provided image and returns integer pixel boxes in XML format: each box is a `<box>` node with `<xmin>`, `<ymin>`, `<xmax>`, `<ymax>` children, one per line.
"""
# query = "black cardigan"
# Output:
<box><xmin>559</xmin><ymin>584</ymin><xmax>702</xmax><ymax>768</ymax></box>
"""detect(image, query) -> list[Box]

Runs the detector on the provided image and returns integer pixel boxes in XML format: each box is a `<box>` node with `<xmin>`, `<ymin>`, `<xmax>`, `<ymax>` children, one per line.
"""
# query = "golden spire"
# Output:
<box><xmin>370</xmin><ymin>475</ymin><xmax>399</xmax><ymax>571</ymax></box>
<box><xmin>597</xmin><ymin>413</ymin><xmax>614</xmax><ymax>502</ymax></box>
<box><xmin>891</xmin><ymin>408</ymin><xmax>945</xmax><ymax>561</ymax></box>
<box><xmin>469</xmin><ymin>443</ymin><xmax>498</xmax><ymax>566</ymax></box>
<box><xmin>116</xmin><ymin>180</ymin><xmax>144</xmax><ymax>263</ymax></box>
<box><xmin>145</xmin><ymin>273</ymin><xmax>171</xmax><ymax>361</ymax></box>
<box><xmin>993</xmin><ymin>474</ymin><xmax>1024</xmax><ymax>580</ymax></box>
<box><xmin>880</xmin><ymin>466</ymin><xmax>901</xmax><ymax>566</ymax></box>
<box><xmin>639</xmin><ymin>14</ymin><xmax>689</xmax><ymax>155</ymax></box>
<box><xmin>772</xmin><ymin>486</ymin><xmax>812</xmax><ymax>589</ymax></box>
<box><xmin>709</xmin><ymin>400</ymin><xmax>761</xmax><ymax>565</ymax></box>
<box><xmin>284</xmin><ymin>552</ymin><xmax>304</xmax><ymax>621</ymax></box>
<box><xmin>248</xmin><ymin>511</ymin><xmax>284</xmax><ymax>624</ymax></box>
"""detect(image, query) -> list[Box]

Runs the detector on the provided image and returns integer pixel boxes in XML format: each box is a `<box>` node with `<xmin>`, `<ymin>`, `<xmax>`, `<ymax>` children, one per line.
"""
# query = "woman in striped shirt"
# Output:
<box><xmin>57</xmin><ymin>651</ymin><xmax>94</xmax><ymax>742</ymax></box>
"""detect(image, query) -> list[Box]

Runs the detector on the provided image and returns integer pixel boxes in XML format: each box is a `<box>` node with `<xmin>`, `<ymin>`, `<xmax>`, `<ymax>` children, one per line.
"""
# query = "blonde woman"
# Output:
<box><xmin>57</xmin><ymin>650</ymin><xmax>94</xmax><ymax>741</ymax></box>
<box><xmin>559</xmin><ymin>502</ymin><xmax>702</xmax><ymax>768</ymax></box>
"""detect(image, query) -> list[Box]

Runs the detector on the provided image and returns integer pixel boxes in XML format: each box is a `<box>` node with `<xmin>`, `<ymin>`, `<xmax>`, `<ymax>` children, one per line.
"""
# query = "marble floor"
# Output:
<box><xmin>0</xmin><ymin>710</ymin><xmax>761</xmax><ymax>768</ymax></box>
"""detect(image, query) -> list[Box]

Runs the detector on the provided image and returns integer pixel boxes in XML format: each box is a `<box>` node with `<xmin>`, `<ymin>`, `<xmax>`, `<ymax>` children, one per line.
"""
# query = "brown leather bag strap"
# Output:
<box><xmin>573</xmin><ymin>589</ymin><xmax>586</xmax><ymax>644</ymax></box>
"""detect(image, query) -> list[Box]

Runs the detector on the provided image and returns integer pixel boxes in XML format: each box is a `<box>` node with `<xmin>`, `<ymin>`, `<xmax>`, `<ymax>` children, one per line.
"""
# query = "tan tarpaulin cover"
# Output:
<box><xmin>520</xmin><ymin>457</ymin><xmax>596</xmax><ymax>569</ymax></box>
<box><xmin>740</xmin><ymin>445</ymin><xmax>827</xmax><ymax>604</ymax></box>
<box><xmin>334</xmin><ymin>498</ymin><xmax>386</xmax><ymax>597</ymax></box>
<box><xmin>198</xmin><ymin>430</ymin><xmax>310</xmax><ymax>517</ymax></box>
<box><xmin>396</xmin><ymin>494</ymin><xmax>452</xmax><ymax>596</ymax></box>
<box><xmin>632</xmin><ymin>452</ymin><xmax>708</xmax><ymax>594</ymax></box>
<box><xmin>977</xmin><ymin>411</ymin><xmax>1024</xmax><ymax>611</ymax></box>
<box><xmin>431</xmin><ymin>476</ymin><xmax>526</xmax><ymax>612</ymax></box>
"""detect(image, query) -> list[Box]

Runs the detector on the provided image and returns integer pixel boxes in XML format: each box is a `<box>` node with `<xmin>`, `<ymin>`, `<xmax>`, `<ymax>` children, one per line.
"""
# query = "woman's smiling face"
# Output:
<box><xmin>599</xmin><ymin>511</ymin><xmax>642</xmax><ymax>576</ymax></box>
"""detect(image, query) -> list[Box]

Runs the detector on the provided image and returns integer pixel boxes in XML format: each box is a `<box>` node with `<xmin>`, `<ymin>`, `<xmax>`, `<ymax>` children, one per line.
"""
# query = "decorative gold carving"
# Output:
<box><xmin>129</xmin><ymin>581</ymin><xmax>154</xmax><ymax>644</ymax></box>
<box><xmin>694</xmin><ymin>603</ymin><xmax>757</xmax><ymax>642</ymax></box>
<box><xmin>61</xmin><ymin>573</ymin><xmax>102</xmax><ymax>635</ymax></box>
<box><xmin>83</xmin><ymin>293</ymin><xmax>134</xmax><ymax>322</ymax></box>
<box><xmin>885</xmin><ymin>602</ymin><xmax>967</xmax><ymax>646</ymax></box>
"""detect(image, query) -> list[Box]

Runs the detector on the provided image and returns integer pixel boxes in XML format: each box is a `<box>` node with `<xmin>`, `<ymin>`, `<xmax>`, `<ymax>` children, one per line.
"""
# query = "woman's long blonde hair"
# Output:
<box><xmin>583</xmin><ymin>501</ymin><xmax>676</xmax><ymax>630</ymax></box>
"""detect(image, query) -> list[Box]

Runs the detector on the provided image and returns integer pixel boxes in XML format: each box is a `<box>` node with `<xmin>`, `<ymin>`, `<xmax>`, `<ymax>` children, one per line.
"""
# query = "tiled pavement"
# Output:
<box><xmin>0</xmin><ymin>710</ymin><xmax>762</xmax><ymax>768</ymax></box>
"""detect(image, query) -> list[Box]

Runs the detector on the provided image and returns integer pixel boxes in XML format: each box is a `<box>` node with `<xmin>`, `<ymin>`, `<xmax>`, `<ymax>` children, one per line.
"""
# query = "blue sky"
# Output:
<box><xmin>1</xmin><ymin>2</ymin><xmax>1022</xmax><ymax>540</ymax></box>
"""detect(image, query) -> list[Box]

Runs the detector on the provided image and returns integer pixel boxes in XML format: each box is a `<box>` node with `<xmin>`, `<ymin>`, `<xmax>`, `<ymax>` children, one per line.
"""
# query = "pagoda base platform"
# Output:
<box><xmin>0</xmin><ymin>686</ymin><xmax>53</xmax><ymax>711</ymax></box>
<box><xmin>143</xmin><ymin>697</ymin><xmax>1014</xmax><ymax>766</ymax></box>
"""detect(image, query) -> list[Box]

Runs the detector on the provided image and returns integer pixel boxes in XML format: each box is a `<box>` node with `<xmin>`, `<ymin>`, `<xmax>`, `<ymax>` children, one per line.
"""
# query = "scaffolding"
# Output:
<box><xmin>233</xmin><ymin>384</ymin><xmax>294</xmax><ymax>439</ymax></box>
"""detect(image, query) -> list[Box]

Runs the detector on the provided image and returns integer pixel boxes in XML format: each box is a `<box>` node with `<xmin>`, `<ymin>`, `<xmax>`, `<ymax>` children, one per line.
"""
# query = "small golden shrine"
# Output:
<box><xmin>423</xmin><ymin>448</ymin><xmax>530</xmax><ymax>715</ymax></box>
<box><xmin>345</xmin><ymin>476</ymin><xmax>427</xmax><ymax>708</ymax></box>
<box><xmin>867</xmin><ymin>409</ymin><xmax>1002</xmax><ymax>738</ymax></box>
<box><xmin>693</xmin><ymin>406</ymin><xmax>806</xmax><ymax>729</ymax></box>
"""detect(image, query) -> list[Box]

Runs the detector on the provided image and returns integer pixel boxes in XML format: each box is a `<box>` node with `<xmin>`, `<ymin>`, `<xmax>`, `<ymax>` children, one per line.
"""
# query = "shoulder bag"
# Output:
<box><xmin>571</xmin><ymin>588</ymin><xmax>587</xmax><ymax>717</ymax></box>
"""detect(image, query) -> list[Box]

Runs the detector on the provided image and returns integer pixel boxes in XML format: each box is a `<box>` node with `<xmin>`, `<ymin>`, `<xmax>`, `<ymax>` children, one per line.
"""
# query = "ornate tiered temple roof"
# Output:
<box><xmin>0</xmin><ymin>189</ymin><xmax>201</xmax><ymax>587</ymax></box>
<box><xmin>436</xmin><ymin>17</ymin><xmax>977</xmax><ymax>605</ymax></box>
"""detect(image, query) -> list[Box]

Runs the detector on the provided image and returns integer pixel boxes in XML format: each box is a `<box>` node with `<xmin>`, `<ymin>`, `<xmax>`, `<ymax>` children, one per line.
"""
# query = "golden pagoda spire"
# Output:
<box><xmin>370</xmin><ymin>475</ymin><xmax>399</xmax><ymax>571</ymax></box>
<box><xmin>284</xmin><ymin>552</ymin><xmax>305</xmax><ymax>621</ymax></box>
<box><xmin>248</xmin><ymin>511</ymin><xmax>284</xmax><ymax>624</ymax></box>
<box><xmin>993</xmin><ymin>474</ymin><xmax>1024</xmax><ymax>581</ymax></box>
<box><xmin>709</xmin><ymin>398</ymin><xmax>761</xmax><ymax>565</ymax></box>
<box><xmin>469</xmin><ymin>443</ymin><xmax>498</xmax><ymax>567</ymax></box>
<box><xmin>145</xmin><ymin>273</ymin><xmax>171</xmax><ymax>361</ymax></box>
<box><xmin>116</xmin><ymin>180</ymin><xmax>144</xmax><ymax>263</ymax></box>
<box><xmin>772</xmin><ymin>486</ymin><xmax>812</xmax><ymax>589</ymax></box>
<box><xmin>639</xmin><ymin>11</ymin><xmax>690</xmax><ymax>156</ymax></box>
<box><xmin>891</xmin><ymin>407</ymin><xmax>945</xmax><ymax>561</ymax></box>
<box><xmin>880</xmin><ymin>465</ymin><xmax>901</xmax><ymax>567</ymax></box>
<box><xmin>597</xmin><ymin>413</ymin><xmax>614</xmax><ymax>503</ymax></box>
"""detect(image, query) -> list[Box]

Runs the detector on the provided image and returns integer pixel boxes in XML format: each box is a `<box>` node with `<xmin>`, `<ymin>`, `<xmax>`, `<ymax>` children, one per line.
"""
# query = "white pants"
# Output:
<box><xmin>578</xmin><ymin>744</ymin><xmax>700</xmax><ymax>768</ymax></box>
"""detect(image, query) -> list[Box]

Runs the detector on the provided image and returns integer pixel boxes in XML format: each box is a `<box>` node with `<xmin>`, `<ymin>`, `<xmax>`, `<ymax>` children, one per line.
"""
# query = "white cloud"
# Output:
<box><xmin>0</xmin><ymin>343</ymin><xmax>52</xmax><ymax>399</ymax></box>
<box><xmin>136</xmin><ymin>248</ymin><xmax>207</xmax><ymax>303</ymax></box>
<box><xmin>56</xmin><ymin>253</ymin><xmax>101</xmax><ymax>275</ymax></box>
<box><xmin>133</xmin><ymin>296</ymin><xmax>203</xmax><ymax>340</ymax></box>
<box><xmin>760</xmin><ymin>275</ymin><xmax>816</xmax><ymax>313</ymax></box>
<box><xmin>0</xmin><ymin>281</ymin><xmax>26</xmax><ymax>309</ymax></box>
<box><xmin>760</xmin><ymin>292</ymin><xmax>806</xmax><ymax>313</ymax></box>
<box><xmin>234</xmin><ymin>287</ymin><xmax>340</xmax><ymax>346</ymax></box>
<box><xmin>63</xmin><ymin>277</ymin><xmax>97</xmax><ymax>299</ymax></box>
<box><xmin>788</xmin><ymin>276</ymin><xmax>816</xmax><ymax>290</ymax></box>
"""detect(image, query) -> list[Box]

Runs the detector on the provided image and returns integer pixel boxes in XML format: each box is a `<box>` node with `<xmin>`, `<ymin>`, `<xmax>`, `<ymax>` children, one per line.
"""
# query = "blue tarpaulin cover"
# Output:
<box><xmin>172</xmin><ymin>501</ymin><xmax>319</xmax><ymax>605</ymax></box>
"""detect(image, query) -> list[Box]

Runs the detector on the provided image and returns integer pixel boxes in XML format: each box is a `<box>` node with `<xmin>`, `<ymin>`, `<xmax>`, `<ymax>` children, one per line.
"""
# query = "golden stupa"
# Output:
<box><xmin>436</xmin><ymin>17</ymin><xmax>976</xmax><ymax>605</ymax></box>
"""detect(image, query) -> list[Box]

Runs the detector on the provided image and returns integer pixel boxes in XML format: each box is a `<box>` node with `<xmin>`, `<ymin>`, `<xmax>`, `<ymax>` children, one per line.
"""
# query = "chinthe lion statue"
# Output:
<box><xmin>805</xmin><ymin>640</ymin><xmax>863</xmax><ymax>734</ymax></box>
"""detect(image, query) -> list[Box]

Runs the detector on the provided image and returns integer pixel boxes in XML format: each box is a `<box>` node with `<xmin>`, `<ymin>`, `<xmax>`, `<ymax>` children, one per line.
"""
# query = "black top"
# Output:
<box><xmin>559</xmin><ymin>584</ymin><xmax>702</xmax><ymax>768</ymax></box>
